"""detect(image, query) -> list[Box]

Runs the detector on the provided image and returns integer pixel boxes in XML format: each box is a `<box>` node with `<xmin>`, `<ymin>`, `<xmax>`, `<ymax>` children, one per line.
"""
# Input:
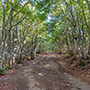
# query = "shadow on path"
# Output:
<box><xmin>0</xmin><ymin>53</ymin><xmax>90</xmax><ymax>90</ymax></box>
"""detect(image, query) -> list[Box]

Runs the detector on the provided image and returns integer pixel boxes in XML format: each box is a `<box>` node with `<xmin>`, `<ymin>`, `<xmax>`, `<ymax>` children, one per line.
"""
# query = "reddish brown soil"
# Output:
<box><xmin>0</xmin><ymin>53</ymin><xmax>90</xmax><ymax>90</ymax></box>
<box><xmin>0</xmin><ymin>64</ymin><xmax>29</xmax><ymax>90</ymax></box>
<box><xmin>57</xmin><ymin>54</ymin><xmax>90</xmax><ymax>84</ymax></box>
<box><xmin>0</xmin><ymin>54</ymin><xmax>72</xmax><ymax>90</ymax></box>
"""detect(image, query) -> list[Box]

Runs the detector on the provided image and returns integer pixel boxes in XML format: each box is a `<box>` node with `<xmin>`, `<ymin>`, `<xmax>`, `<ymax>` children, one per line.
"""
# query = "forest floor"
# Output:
<box><xmin>0</xmin><ymin>53</ymin><xmax>90</xmax><ymax>90</ymax></box>
<box><xmin>57</xmin><ymin>54</ymin><xmax>90</xmax><ymax>85</ymax></box>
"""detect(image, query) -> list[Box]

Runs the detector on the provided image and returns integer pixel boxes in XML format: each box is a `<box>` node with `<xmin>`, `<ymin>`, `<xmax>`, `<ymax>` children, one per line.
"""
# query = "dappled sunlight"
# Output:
<box><xmin>44</xmin><ymin>64</ymin><xmax>53</xmax><ymax>69</ymax></box>
<box><xmin>0</xmin><ymin>0</ymin><xmax>90</xmax><ymax>90</ymax></box>
<box><xmin>38</xmin><ymin>73</ymin><xmax>44</xmax><ymax>76</ymax></box>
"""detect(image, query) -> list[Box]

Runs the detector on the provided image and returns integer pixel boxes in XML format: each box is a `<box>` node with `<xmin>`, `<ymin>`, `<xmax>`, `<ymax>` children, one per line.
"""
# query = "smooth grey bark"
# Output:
<box><xmin>64</xmin><ymin>0</ymin><xmax>77</xmax><ymax>56</ymax></box>
<box><xmin>86</xmin><ymin>0</ymin><xmax>90</xmax><ymax>54</ymax></box>
<box><xmin>0</xmin><ymin>1</ymin><xmax>6</xmax><ymax>68</ymax></box>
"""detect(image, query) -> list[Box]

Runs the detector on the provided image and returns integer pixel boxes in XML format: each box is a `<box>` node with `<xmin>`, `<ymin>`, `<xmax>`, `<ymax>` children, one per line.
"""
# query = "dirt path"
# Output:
<box><xmin>0</xmin><ymin>54</ymin><xmax>90</xmax><ymax>90</ymax></box>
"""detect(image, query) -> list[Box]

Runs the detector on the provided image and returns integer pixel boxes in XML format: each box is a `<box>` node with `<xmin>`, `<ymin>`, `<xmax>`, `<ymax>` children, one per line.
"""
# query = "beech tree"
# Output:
<box><xmin>0</xmin><ymin>0</ymin><xmax>90</xmax><ymax>70</ymax></box>
<box><xmin>0</xmin><ymin>0</ymin><xmax>49</xmax><ymax>68</ymax></box>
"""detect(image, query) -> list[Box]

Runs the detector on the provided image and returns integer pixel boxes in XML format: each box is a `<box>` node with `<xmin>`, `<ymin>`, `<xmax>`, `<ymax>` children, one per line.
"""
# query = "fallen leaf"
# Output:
<box><xmin>35</xmin><ymin>82</ymin><xmax>40</xmax><ymax>86</ymax></box>
<box><xmin>61</xmin><ymin>83</ymin><xmax>72</xmax><ymax>87</ymax></box>
<box><xmin>38</xmin><ymin>73</ymin><xmax>43</xmax><ymax>76</ymax></box>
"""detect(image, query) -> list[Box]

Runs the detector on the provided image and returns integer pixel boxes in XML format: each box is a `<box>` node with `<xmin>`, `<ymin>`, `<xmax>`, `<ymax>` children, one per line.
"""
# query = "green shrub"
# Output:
<box><xmin>0</xmin><ymin>67</ymin><xmax>6</xmax><ymax>75</ymax></box>
<box><xmin>72</xmin><ymin>57</ymin><xmax>76</xmax><ymax>60</ymax></box>
<box><xmin>66</xmin><ymin>54</ymin><xmax>71</xmax><ymax>58</ymax></box>
<box><xmin>86</xmin><ymin>55</ymin><xmax>90</xmax><ymax>59</ymax></box>
<box><xmin>8</xmin><ymin>65</ymin><xmax>13</xmax><ymax>69</ymax></box>
<box><xmin>80</xmin><ymin>60</ymin><xmax>85</xmax><ymax>68</ymax></box>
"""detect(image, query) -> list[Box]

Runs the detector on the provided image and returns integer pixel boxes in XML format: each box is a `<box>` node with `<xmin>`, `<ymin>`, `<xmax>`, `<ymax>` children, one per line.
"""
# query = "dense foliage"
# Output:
<box><xmin>0</xmin><ymin>0</ymin><xmax>90</xmax><ymax>70</ymax></box>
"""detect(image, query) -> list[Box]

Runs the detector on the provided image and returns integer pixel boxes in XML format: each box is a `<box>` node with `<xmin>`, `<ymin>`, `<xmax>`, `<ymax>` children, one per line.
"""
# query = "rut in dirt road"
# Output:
<box><xmin>0</xmin><ymin>54</ymin><xmax>90</xmax><ymax>90</ymax></box>
<box><xmin>23</xmin><ymin>54</ymin><xmax>72</xmax><ymax>90</ymax></box>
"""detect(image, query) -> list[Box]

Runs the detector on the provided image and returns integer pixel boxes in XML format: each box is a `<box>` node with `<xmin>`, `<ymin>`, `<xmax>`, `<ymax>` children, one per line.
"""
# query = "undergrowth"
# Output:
<box><xmin>0</xmin><ymin>67</ymin><xmax>6</xmax><ymax>75</ymax></box>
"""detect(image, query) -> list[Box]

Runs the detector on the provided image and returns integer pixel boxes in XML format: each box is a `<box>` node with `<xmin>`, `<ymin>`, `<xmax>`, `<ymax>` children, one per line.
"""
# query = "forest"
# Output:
<box><xmin>0</xmin><ymin>0</ymin><xmax>90</xmax><ymax>69</ymax></box>
<box><xmin>0</xmin><ymin>0</ymin><xmax>90</xmax><ymax>90</ymax></box>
